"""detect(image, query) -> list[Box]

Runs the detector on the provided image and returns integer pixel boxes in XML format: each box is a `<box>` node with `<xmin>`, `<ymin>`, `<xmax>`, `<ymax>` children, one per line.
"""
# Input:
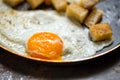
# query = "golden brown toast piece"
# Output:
<box><xmin>44</xmin><ymin>0</ymin><xmax>51</xmax><ymax>5</ymax></box>
<box><xmin>27</xmin><ymin>0</ymin><xmax>44</xmax><ymax>9</ymax></box>
<box><xmin>3</xmin><ymin>0</ymin><xmax>24</xmax><ymax>7</ymax></box>
<box><xmin>90</xmin><ymin>23</ymin><xmax>113</xmax><ymax>42</ymax></box>
<box><xmin>66</xmin><ymin>3</ymin><xmax>88</xmax><ymax>23</ymax></box>
<box><xmin>51</xmin><ymin>0</ymin><xmax>67</xmax><ymax>11</ymax></box>
<box><xmin>79</xmin><ymin>0</ymin><xmax>99</xmax><ymax>9</ymax></box>
<box><xmin>84</xmin><ymin>8</ymin><xmax>104</xmax><ymax>28</ymax></box>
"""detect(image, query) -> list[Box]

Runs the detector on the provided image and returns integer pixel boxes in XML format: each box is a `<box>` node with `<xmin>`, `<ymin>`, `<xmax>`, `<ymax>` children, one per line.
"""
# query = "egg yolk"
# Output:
<box><xmin>27</xmin><ymin>32</ymin><xmax>63</xmax><ymax>60</ymax></box>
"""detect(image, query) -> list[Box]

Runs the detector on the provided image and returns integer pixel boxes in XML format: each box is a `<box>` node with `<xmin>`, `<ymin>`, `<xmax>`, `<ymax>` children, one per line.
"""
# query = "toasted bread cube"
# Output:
<box><xmin>84</xmin><ymin>8</ymin><xmax>104</xmax><ymax>28</ymax></box>
<box><xmin>3</xmin><ymin>0</ymin><xmax>24</xmax><ymax>7</ymax></box>
<box><xmin>79</xmin><ymin>0</ymin><xmax>99</xmax><ymax>9</ymax></box>
<box><xmin>67</xmin><ymin>0</ymin><xmax>80</xmax><ymax>3</ymax></box>
<box><xmin>66</xmin><ymin>3</ymin><xmax>88</xmax><ymax>23</ymax></box>
<box><xmin>27</xmin><ymin>0</ymin><xmax>44</xmax><ymax>9</ymax></box>
<box><xmin>51</xmin><ymin>0</ymin><xmax>67</xmax><ymax>11</ymax></box>
<box><xmin>44</xmin><ymin>0</ymin><xmax>51</xmax><ymax>5</ymax></box>
<box><xmin>90</xmin><ymin>23</ymin><xmax>113</xmax><ymax>42</ymax></box>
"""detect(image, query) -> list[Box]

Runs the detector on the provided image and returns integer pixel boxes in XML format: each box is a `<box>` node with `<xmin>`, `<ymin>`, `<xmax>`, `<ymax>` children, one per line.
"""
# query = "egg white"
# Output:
<box><xmin>0</xmin><ymin>9</ymin><xmax>113</xmax><ymax>61</ymax></box>
<box><xmin>0</xmin><ymin>0</ymin><xmax>11</xmax><ymax>11</ymax></box>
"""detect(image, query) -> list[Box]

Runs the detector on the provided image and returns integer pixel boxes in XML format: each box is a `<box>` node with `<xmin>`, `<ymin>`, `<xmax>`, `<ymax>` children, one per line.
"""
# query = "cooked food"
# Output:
<box><xmin>90</xmin><ymin>23</ymin><xmax>113</xmax><ymax>42</ymax></box>
<box><xmin>3</xmin><ymin>0</ymin><xmax>24</xmax><ymax>7</ymax></box>
<box><xmin>0</xmin><ymin>10</ymin><xmax>113</xmax><ymax>61</ymax></box>
<box><xmin>27</xmin><ymin>0</ymin><xmax>44</xmax><ymax>9</ymax></box>
<box><xmin>67</xmin><ymin>0</ymin><xmax>80</xmax><ymax>3</ymax></box>
<box><xmin>44</xmin><ymin>0</ymin><xmax>51</xmax><ymax>5</ymax></box>
<box><xmin>84</xmin><ymin>8</ymin><xmax>104</xmax><ymax>28</ymax></box>
<box><xmin>27</xmin><ymin>32</ymin><xmax>63</xmax><ymax>60</ymax></box>
<box><xmin>79</xmin><ymin>0</ymin><xmax>99</xmax><ymax>9</ymax></box>
<box><xmin>51</xmin><ymin>0</ymin><xmax>67</xmax><ymax>11</ymax></box>
<box><xmin>0</xmin><ymin>0</ymin><xmax>114</xmax><ymax>61</ymax></box>
<box><xmin>66</xmin><ymin>3</ymin><xmax>88</xmax><ymax>23</ymax></box>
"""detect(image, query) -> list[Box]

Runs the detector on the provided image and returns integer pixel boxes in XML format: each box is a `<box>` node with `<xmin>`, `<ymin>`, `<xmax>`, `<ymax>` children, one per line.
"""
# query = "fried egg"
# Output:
<box><xmin>0</xmin><ymin>9</ymin><xmax>113</xmax><ymax>61</ymax></box>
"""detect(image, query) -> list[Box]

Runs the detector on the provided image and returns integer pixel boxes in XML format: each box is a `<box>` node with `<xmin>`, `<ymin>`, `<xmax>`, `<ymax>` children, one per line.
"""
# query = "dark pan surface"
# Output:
<box><xmin>95</xmin><ymin>0</ymin><xmax>120</xmax><ymax>55</ymax></box>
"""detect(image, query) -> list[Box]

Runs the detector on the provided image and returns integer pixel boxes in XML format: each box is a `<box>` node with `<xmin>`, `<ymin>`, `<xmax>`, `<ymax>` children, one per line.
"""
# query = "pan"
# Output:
<box><xmin>0</xmin><ymin>0</ymin><xmax>120</xmax><ymax>64</ymax></box>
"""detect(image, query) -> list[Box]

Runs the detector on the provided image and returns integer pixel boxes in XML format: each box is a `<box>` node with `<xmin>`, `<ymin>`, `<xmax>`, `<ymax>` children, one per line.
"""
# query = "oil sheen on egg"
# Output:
<box><xmin>0</xmin><ymin>10</ymin><xmax>112</xmax><ymax>61</ymax></box>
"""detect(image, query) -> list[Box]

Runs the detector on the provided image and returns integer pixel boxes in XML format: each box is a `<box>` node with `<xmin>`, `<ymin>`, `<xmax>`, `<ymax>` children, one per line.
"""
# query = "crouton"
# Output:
<box><xmin>90</xmin><ymin>23</ymin><xmax>113</xmax><ymax>42</ymax></box>
<box><xmin>84</xmin><ymin>8</ymin><xmax>104</xmax><ymax>28</ymax></box>
<box><xmin>44</xmin><ymin>0</ymin><xmax>51</xmax><ymax>5</ymax></box>
<box><xmin>79</xmin><ymin>0</ymin><xmax>99</xmax><ymax>9</ymax></box>
<box><xmin>3</xmin><ymin>0</ymin><xmax>24</xmax><ymax>7</ymax></box>
<box><xmin>66</xmin><ymin>3</ymin><xmax>88</xmax><ymax>23</ymax></box>
<box><xmin>51</xmin><ymin>0</ymin><xmax>67</xmax><ymax>11</ymax></box>
<box><xmin>27</xmin><ymin>0</ymin><xmax>44</xmax><ymax>9</ymax></box>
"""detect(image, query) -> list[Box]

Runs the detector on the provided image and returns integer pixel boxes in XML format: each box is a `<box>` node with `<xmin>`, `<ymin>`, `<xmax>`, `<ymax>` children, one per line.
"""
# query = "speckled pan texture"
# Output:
<box><xmin>0</xmin><ymin>0</ymin><xmax>120</xmax><ymax>63</ymax></box>
<box><xmin>95</xmin><ymin>0</ymin><xmax>120</xmax><ymax>54</ymax></box>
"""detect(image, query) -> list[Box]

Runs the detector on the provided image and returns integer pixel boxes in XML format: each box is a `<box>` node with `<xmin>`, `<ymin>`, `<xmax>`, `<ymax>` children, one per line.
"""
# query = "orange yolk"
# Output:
<box><xmin>27</xmin><ymin>32</ymin><xmax>63</xmax><ymax>60</ymax></box>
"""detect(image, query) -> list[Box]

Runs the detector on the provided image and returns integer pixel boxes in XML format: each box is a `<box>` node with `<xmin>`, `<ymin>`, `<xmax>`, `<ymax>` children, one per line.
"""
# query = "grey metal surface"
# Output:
<box><xmin>0</xmin><ymin>47</ymin><xmax>120</xmax><ymax>80</ymax></box>
<box><xmin>0</xmin><ymin>0</ymin><xmax>120</xmax><ymax>80</ymax></box>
